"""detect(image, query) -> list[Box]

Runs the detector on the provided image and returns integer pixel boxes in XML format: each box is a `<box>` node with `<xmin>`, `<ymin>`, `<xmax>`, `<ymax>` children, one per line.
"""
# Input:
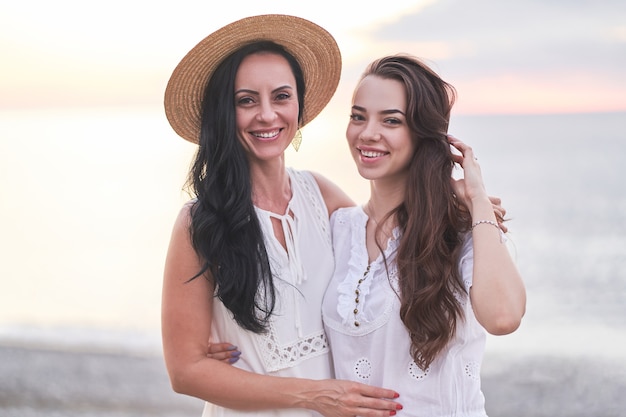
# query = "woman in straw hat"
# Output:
<box><xmin>161</xmin><ymin>15</ymin><xmax>403</xmax><ymax>417</ymax></box>
<box><xmin>321</xmin><ymin>55</ymin><xmax>526</xmax><ymax>416</ymax></box>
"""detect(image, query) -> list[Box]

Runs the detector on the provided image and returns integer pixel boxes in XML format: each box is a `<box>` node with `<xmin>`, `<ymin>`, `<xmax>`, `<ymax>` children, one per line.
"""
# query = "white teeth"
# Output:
<box><xmin>360</xmin><ymin>149</ymin><xmax>386</xmax><ymax>158</ymax></box>
<box><xmin>254</xmin><ymin>130</ymin><xmax>279</xmax><ymax>138</ymax></box>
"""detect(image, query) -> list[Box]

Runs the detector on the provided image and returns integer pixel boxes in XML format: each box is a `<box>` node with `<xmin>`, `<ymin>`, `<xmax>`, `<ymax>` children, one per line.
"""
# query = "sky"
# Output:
<box><xmin>1</xmin><ymin>0</ymin><xmax>625</xmax><ymax>114</ymax></box>
<box><xmin>0</xmin><ymin>0</ymin><xmax>625</xmax><ymax>342</ymax></box>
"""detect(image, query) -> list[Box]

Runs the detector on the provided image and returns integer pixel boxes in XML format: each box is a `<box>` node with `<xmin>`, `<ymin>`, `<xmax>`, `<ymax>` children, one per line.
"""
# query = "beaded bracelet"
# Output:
<box><xmin>471</xmin><ymin>219</ymin><xmax>506</xmax><ymax>242</ymax></box>
<box><xmin>471</xmin><ymin>219</ymin><xmax>500</xmax><ymax>231</ymax></box>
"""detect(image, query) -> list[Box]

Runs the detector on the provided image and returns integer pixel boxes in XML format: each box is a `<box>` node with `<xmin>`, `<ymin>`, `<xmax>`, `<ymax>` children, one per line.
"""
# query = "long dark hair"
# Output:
<box><xmin>185</xmin><ymin>41</ymin><xmax>306</xmax><ymax>333</ymax></box>
<box><xmin>364</xmin><ymin>55</ymin><xmax>471</xmax><ymax>369</ymax></box>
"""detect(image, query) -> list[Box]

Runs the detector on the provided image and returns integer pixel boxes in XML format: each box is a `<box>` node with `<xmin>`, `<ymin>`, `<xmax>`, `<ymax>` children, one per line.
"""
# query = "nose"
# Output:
<box><xmin>256</xmin><ymin>99</ymin><xmax>277</xmax><ymax>123</ymax></box>
<box><xmin>359</xmin><ymin>121</ymin><xmax>381</xmax><ymax>142</ymax></box>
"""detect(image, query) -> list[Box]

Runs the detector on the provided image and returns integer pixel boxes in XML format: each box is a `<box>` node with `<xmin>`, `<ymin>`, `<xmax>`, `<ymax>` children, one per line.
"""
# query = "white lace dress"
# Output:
<box><xmin>202</xmin><ymin>168</ymin><xmax>334</xmax><ymax>417</ymax></box>
<box><xmin>322</xmin><ymin>206</ymin><xmax>489</xmax><ymax>417</ymax></box>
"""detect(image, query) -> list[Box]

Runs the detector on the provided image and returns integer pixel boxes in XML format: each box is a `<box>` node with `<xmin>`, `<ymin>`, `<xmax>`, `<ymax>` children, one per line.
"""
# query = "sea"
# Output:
<box><xmin>1</xmin><ymin>108</ymin><xmax>625</xmax><ymax>363</ymax></box>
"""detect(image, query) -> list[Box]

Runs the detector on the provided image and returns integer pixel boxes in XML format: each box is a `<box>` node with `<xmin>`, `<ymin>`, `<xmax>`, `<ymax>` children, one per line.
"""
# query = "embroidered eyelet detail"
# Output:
<box><xmin>408</xmin><ymin>361</ymin><xmax>430</xmax><ymax>380</ymax></box>
<box><xmin>354</xmin><ymin>358</ymin><xmax>372</xmax><ymax>382</ymax></box>
<box><xmin>464</xmin><ymin>360</ymin><xmax>480</xmax><ymax>380</ymax></box>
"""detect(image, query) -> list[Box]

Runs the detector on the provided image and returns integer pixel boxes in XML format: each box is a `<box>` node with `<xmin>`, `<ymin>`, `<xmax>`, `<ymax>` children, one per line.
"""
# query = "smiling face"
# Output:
<box><xmin>234</xmin><ymin>52</ymin><xmax>300</xmax><ymax>162</ymax></box>
<box><xmin>346</xmin><ymin>75</ymin><xmax>415</xmax><ymax>183</ymax></box>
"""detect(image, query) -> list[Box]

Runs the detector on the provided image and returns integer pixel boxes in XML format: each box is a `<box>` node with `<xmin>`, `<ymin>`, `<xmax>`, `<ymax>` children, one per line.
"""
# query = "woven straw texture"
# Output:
<box><xmin>164</xmin><ymin>14</ymin><xmax>342</xmax><ymax>143</ymax></box>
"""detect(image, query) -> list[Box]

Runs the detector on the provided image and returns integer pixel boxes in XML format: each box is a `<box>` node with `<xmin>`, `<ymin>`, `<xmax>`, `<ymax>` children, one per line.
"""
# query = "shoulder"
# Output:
<box><xmin>307</xmin><ymin>170</ymin><xmax>355</xmax><ymax>216</ymax></box>
<box><xmin>173</xmin><ymin>199</ymin><xmax>195</xmax><ymax>230</ymax></box>
<box><xmin>164</xmin><ymin>199</ymin><xmax>206</xmax><ymax>284</ymax></box>
<box><xmin>330</xmin><ymin>205</ymin><xmax>364</xmax><ymax>235</ymax></box>
<box><xmin>167</xmin><ymin>199</ymin><xmax>199</xmax><ymax>249</ymax></box>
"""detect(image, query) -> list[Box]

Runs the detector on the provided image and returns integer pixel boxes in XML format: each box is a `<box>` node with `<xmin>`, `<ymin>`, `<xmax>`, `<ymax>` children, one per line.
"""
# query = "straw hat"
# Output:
<box><xmin>164</xmin><ymin>14</ymin><xmax>342</xmax><ymax>143</ymax></box>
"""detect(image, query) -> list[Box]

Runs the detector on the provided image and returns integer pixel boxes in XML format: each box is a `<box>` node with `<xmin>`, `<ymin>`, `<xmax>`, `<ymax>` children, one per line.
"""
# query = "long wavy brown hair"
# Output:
<box><xmin>363</xmin><ymin>55</ymin><xmax>472</xmax><ymax>370</ymax></box>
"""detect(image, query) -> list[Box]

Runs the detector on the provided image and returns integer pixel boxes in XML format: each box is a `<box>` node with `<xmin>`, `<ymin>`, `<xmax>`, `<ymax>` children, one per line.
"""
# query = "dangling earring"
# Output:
<box><xmin>291</xmin><ymin>129</ymin><xmax>302</xmax><ymax>152</ymax></box>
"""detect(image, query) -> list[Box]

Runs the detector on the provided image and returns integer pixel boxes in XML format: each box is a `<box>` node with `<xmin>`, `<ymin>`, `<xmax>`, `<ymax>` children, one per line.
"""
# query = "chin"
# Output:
<box><xmin>356</xmin><ymin>167</ymin><xmax>378</xmax><ymax>181</ymax></box>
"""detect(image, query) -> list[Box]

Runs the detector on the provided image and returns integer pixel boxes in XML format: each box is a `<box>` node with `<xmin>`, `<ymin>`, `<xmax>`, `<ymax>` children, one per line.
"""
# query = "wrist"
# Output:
<box><xmin>291</xmin><ymin>379</ymin><xmax>323</xmax><ymax>412</ymax></box>
<box><xmin>469</xmin><ymin>193</ymin><xmax>490</xmax><ymax>204</ymax></box>
<box><xmin>468</xmin><ymin>195</ymin><xmax>493</xmax><ymax>218</ymax></box>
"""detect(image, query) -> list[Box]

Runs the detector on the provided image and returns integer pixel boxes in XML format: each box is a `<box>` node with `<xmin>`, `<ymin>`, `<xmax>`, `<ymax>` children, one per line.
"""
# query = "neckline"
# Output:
<box><xmin>358</xmin><ymin>205</ymin><xmax>400</xmax><ymax>241</ymax></box>
<box><xmin>254</xmin><ymin>169</ymin><xmax>294</xmax><ymax>218</ymax></box>
<box><xmin>357</xmin><ymin>205</ymin><xmax>400</xmax><ymax>266</ymax></box>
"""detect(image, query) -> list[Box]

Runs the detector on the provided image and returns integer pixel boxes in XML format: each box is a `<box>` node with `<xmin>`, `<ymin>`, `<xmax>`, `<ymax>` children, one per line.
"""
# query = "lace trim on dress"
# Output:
<box><xmin>260</xmin><ymin>324</ymin><xmax>330</xmax><ymax>372</ymax></box>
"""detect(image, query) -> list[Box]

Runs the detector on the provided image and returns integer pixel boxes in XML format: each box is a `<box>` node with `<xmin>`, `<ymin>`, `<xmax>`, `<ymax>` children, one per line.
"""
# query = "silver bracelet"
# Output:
<box><xmin>471</xmin><ymin>219</ymin><xmax>500</xmax><ymax>231</ymax></box>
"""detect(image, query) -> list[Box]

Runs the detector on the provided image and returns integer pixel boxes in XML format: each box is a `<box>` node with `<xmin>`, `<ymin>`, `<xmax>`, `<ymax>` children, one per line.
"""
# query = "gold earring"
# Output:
<box><xmin>291</xmin><ymin>129</ymin><xmax>302</xmax><ymax>152</ymax></box>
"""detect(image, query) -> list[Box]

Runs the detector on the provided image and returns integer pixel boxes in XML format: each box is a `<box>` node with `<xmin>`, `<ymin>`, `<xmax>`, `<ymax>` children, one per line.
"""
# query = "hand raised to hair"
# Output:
<box><xmin>448</xmin><ymin>135</ymin><xmax>507</xmax><ymax>232</ymax></box>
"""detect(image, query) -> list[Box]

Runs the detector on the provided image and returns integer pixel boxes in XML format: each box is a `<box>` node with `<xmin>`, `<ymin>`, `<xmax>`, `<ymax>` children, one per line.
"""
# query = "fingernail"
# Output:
<box><xmin>227</xmin><ymin>345</ymin><xmax>238</xmax><ymax>350</ymax></box>
<box><xmin>230</xmin><ymin>350</ymin><xmax>242</xmax><ymax>357</ymax></box>
<box><xmin>393</xmin><ymin>392</ymin><xmax>400</xmax><ymax>399</ymax></box>
<box><xmin>228</xmin><ymin>357</ymin><xmax>240</xmax><ymax>364</ymax></box>
<box><xmin>396</xmin><ymin>404</ymin><xmax>403</xmax><ymax>410</ymax></box>
<box><xmin>390</xmin><ymin>411</ymin><xmax>396</xmax><ymax>416</ymax></box>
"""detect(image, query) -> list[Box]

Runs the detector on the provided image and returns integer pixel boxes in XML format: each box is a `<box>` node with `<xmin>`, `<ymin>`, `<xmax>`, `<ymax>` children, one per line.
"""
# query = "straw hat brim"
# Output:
<box><xmin>164</xmin><ymin>14</ymin><xmax>342</xmax><ymax>143</ymax></box>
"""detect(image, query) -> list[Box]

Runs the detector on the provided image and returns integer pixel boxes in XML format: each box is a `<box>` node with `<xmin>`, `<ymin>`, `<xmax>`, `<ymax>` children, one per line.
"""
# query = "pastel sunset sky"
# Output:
<box><xmin>0</xmin><ymin>0</ymin><xmax>624</xmax><ymax>334</ymax></box>
<box><xmin>2</xmin><ymin>0</ymin><xmax>625</xmax><ymax>114</ymax></box>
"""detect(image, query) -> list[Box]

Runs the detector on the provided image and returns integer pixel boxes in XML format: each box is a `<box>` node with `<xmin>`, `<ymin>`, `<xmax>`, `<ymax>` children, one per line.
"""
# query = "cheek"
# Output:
<box><xmin>290</xmin><ymin>103</ymin><xmax>301</xmax><ymax>124</ymax></box>
<box><xmin>235</xmin><ymin>108</ymin><xmax>249</xmax><ymax>130</ymax></box>
<box><xmin>346</xmin><ymin>124</ymin><xmax>359</xmax><ymax>144</ymax></box>
<box><xmin>281</xmin><ymin>100</ymin><xmax>299</xmax><ymax>120</ymax></box>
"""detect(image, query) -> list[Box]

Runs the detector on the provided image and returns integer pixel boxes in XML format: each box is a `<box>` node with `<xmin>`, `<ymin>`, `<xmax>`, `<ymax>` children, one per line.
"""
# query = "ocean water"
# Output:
<box><xmin>449</xmin><ymin>112</ymin><xmax>626</xmax><ymax>359</ymax></box>
<box><xmin>0</xmin><ymin>109</ymin><xmax>625</xmax><ymax>361</ymax></box>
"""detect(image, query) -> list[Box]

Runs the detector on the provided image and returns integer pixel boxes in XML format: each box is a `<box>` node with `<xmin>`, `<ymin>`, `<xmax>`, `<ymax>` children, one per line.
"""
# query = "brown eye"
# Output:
<box><xmin>236</xmin><ymin>96</ymin><xmax>254</xmax><ymax>105</ymax></box>
<box><xmin>384</xmin><ymin>118</ymin><xmax>402</xmax><ymax>125</ymax></box>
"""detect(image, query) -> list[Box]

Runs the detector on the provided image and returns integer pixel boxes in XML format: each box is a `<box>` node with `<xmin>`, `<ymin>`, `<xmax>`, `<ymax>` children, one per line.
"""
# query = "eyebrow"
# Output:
<box><xmin>351</xmin><ymin>105</ymin><xmax>405</xmax><ymax>116</ymax></box>
<box><xmin>235</xmin><ymin>85</ymin><xmax>294</xmax><ymax>96</ymax></box>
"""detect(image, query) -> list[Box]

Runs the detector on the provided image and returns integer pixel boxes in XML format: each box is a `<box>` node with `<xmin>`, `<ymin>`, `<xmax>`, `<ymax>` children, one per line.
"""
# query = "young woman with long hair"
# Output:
<box><xmin>321</xmin><ymin>55</ymin><xmax>526</xmax><ymax>417</ymax></box>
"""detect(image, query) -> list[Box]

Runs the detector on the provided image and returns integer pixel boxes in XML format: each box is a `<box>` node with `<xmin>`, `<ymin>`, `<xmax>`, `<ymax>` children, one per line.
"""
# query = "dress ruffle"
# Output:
<box><xmin>336</xmin><ymin>207</ymin><xmax>401</xmax><ymax>326</ymax></box>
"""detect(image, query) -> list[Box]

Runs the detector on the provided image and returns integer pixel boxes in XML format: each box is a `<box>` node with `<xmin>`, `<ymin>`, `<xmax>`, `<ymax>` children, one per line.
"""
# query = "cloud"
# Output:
<box><xmin>1</xmin><ymin>0</ymin><xmax>624</xmax><ymax>113</ymax></box>
<box><xmin>339</xmin><ymin>0</ymin><xmax>626</xmax><ymax>113</ymax></box>
<box><xmin>0</xmin><ymin>0</ymin><xmax>428</xmax><ymax>109</ymax></box>
<box><xmin>359</xmin><ymin>0</ymin><xmax>626</xmax><ymax>78</ymax></box>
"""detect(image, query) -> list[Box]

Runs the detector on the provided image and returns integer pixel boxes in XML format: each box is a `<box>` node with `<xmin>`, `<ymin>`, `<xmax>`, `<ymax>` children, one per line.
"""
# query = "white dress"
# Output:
<box><xmin>322</xmin><ymin>206</ymin><xmax>488</xmax><ymax>417</ymax></box>
<box><xmin>202</xmin><ymin>168</ymin><xmax>335</xmax><ymax>417</ymax></box>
